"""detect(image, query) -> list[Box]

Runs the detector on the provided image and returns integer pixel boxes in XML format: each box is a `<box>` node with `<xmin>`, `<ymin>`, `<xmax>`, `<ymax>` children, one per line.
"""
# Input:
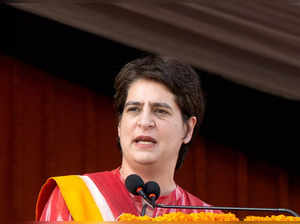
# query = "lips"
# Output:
<box><xmin>134</xmin><ymin>135</ymin><xmax>157</xmax><ymax>144</ymax></box>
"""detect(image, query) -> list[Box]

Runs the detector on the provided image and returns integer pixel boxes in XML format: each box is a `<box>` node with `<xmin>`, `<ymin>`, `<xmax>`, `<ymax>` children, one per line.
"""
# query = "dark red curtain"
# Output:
<box><xmin>1</xmin><ymin>53</ymin><xmax>300</xmax><ymax>222</ymax></box>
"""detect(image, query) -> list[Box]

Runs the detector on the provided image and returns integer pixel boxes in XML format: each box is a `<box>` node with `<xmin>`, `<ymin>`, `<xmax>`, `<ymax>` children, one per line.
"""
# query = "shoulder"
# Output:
<box><xmin>38</xmin><ymin>186</ymin><xmax>72</xmax><ymax>221</ymax></box>
<box><xmin>177</xmin><ymin>185</ymin><xmax>210</xmax><ymax>206</ymax></box>
<box><xmin>177</xmin><ymin>185</ymin><xmax>222</xmax><ymax>214</ymax></box>
<box><xmin>85</xmin><ymin>169</ymin><xmax>114</xmax><ymax>178</ymax></box>
<box><xmin>85</xmin><ymin>168</ymin><xmax>120</xmax><ymax>184</ymax></box>
<box><xmin>36</xmin><ymin>174</ymin><xmax>89</xmax><ymax>220</ymax></box>
<box><xmin>36</xmin><ymin>178</ymin><xmax>71</xmax><ymax>221</ymax></box>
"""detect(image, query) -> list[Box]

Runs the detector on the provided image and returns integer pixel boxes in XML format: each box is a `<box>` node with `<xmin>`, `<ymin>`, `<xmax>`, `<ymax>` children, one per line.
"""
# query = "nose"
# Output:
<box><xmin>137</xmin><ymin>109</ymin><xmax>155</xmax><ymax>129</ymax></box>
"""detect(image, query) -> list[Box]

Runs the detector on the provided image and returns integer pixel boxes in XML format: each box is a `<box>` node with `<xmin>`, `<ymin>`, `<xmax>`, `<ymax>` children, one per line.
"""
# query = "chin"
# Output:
<box><xmin>133</xmin><ymin>155</ymin><xmax>158</xmax><ymax>165</ymax></box>
<box><xmin>135</xmin><ymin>161</ymin><xmax>156</xmax><ymax>167</ymax></box>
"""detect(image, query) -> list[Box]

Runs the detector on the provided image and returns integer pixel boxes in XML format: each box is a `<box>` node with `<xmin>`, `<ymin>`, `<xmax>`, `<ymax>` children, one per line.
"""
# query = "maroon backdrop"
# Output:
<box><xmin>0</xmin><ymin>53</ymin><xmax>299</xmax><ymax>222</ymax></box>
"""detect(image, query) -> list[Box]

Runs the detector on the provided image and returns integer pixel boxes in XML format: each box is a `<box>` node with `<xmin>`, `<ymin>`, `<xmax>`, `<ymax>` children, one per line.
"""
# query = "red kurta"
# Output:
<box><xmin>38</xmin><ymin>169</ymin><xmax>218</xmax><ymax>221</ymax></box>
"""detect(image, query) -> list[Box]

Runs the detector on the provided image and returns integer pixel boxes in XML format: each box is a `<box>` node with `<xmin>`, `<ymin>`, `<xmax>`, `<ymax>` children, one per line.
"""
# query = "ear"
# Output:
<box><xmin>183</xmin><ymin>116</ymin><xmax>197</xmax><ymax>144</ymax></box>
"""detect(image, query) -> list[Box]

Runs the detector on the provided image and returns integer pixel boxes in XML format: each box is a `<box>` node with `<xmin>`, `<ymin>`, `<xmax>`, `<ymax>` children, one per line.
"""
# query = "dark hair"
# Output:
<box><xmin>114</xmin><ymin>55</ymin><xmax>205</xmax><ymax>169</ymax></box>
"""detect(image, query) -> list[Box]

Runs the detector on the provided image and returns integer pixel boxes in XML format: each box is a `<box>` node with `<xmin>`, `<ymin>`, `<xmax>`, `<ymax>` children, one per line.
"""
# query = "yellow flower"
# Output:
<box><xmin>119</xmin><ymin>211</ymin><xmax>240</xmax><ymax>222</ymax></box>
<box><xmin>244</xmin><ymin>214</ymin><xmax>300</xmax><ymax>221</ymax></box>
<box><xmin>119</xmin><ymin>212</ymin><xmax>300</xmax><ymax>222</ymax></box>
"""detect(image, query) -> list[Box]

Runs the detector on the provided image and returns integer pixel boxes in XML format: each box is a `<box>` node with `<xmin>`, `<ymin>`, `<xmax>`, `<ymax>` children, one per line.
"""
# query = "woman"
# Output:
<box><xmin>36</xmin><ymin>55</ymin><xmax>217</xmax><ymax>221</ymax></box>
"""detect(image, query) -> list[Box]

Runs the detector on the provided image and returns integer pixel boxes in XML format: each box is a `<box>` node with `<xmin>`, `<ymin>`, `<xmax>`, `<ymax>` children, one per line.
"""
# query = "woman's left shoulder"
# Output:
<box><xmin>177</xmin><ymin>186</ymin><xmax>209</xmax><ymax>206</ymax></box>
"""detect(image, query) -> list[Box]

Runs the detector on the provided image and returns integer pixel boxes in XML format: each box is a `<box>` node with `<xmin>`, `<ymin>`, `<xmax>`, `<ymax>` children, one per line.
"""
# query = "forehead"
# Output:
<box><xmin>126</xmin><ymin>79</ymin><xmax>176</xmax><ymax>105</ymax></box>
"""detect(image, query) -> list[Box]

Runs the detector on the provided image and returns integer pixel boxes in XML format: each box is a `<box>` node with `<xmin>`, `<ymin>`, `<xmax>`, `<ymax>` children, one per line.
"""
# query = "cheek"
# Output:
<box><xmin>118</xmin><ymin>124</ymin><xmax>121</xmax><ymax>138</ymax></box>
<box><xmin>161</xmin><ymin>121</ymin><xmax>185</xmax><ymax>142</ymax></box>
<box><xmin>118</xmin><ymin>125</ymin><xmax>127</xmax><ymax>141</ymax></box>
<box><xmin>118</xmin><ymin>118</ymin><xmax>135</xmax><ymax>141</ymax></box>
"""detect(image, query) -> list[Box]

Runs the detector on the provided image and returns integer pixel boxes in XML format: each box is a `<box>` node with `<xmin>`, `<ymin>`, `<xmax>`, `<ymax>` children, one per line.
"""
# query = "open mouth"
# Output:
<box><xmin>134</xmin><ymin>136</ymin><xmax>157</xmax><ymax>144</ymax></box>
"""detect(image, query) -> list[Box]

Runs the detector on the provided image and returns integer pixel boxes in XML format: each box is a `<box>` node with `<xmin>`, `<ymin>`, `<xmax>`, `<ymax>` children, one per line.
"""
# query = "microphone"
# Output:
<box><xmin>125</xmin><ymin>174</ymin><xmax>149</xmax><ymax>201</ymax></box>
<box><xmin>125</xmin><ymin>174</ymin><xmax>153</xmax><ymax>216</ymax></box>
<box><xmin>144</xmin><ymin>181</ymin><xmax>160</xmax><ymax>207</ymax></box>
<box><xmin>145</xmin><ymin>181</ymin><xmax>300</xmax><ymax>217</ymax></box>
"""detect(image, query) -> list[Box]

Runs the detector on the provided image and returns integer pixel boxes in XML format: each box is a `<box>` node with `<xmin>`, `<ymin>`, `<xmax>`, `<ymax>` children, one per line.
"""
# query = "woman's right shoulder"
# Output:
<box><xmin>38</xmin><ymin>185</ymin><xmax>72</xmax><ymax>221</ymax></box>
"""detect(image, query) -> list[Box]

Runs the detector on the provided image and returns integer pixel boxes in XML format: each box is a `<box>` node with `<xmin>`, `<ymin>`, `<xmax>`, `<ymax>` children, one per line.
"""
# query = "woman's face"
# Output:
<box><xmin>118</xmin><ymin>79</ymin><xmax>196</xmax><ymax>169</ymax></box>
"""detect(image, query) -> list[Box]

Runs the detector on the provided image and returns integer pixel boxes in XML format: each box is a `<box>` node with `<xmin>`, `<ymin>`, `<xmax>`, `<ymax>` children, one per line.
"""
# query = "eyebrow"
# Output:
<box><xmin>124</xmin><ymin>101</ymin><xmax>173</xmax><ymax>111</ymax></box>
<box><xmin>124</xmin><ymin>101</ymin><xmax>141</xmax><ymax>108</ymax></box>
<box><xmin>151</xmin><ymin>102</ymin><xmax>172</xmax><ymax>111</ymax></box>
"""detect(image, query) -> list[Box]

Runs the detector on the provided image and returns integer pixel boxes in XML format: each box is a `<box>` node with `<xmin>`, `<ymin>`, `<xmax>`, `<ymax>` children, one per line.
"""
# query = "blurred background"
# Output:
<box><xmin>0</xmin><ymin>1</ymin><xmax>300</xmax><ymax>222</ymax></box>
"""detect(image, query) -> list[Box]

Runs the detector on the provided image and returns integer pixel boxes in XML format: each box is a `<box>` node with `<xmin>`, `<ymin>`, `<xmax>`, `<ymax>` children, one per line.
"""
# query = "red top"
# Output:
<box><xmin>38</xmin><ymin>169</ymin><xmax>218</xmax><ymax>221</ymax></box>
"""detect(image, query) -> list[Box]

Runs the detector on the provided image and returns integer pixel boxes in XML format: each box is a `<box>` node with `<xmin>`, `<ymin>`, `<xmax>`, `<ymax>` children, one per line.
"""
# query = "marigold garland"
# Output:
<box><xmin>244</xmin><ymin>214</ymin><xmax>300</xmax><ymax>221</ymax></box>
<box><xmin>118</xmin><ymin>212</ymin><xmax>300</xmax><ymax>222</ymax></box>
<box><xmin>118</xmin><ymin>212</ymin><xmax>239</xmax><ymax>222</ymax></box>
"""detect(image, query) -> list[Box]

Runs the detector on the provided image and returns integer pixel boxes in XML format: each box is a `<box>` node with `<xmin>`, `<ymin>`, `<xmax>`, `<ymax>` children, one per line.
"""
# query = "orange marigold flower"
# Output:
<box><xmin>118</xmin><ymin>211</ymin><xmax>240</xmax><ymax>222</ymax></box>
<box><xmin>244</xmin><ymin>214</ymin><xmax>300</xmax><ymax>221</ymax></box>
<box><xmin>119</xmin><ymin>212</ymin><xmax>300</xmax><ymax>222</ymax></box>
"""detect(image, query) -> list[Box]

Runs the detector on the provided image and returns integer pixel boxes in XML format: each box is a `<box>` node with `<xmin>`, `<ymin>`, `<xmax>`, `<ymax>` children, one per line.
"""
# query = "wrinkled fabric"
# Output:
<box><xmin>40</xmin><ymin>186</ymin><xmax>73</xmax><ymax>221</ymax></box>
<box><xmin>39</xmin><ymin>169</ymin><xmax>218</xmax><ymax>221</ymax></box>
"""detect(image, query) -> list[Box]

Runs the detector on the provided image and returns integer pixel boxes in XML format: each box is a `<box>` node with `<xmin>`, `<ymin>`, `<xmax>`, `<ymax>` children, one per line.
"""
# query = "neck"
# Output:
<box><xmin>120</xmin><ymin>161</ymin><xmax>177</xmax><ymax>196</ymax></box>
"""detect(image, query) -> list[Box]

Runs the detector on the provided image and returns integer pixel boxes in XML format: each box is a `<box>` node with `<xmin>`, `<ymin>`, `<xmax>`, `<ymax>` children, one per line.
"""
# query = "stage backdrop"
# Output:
<box><xmin>1</xmin><ymin>53</ymin><xmax>300</xmax><ymax>222</ymax></box>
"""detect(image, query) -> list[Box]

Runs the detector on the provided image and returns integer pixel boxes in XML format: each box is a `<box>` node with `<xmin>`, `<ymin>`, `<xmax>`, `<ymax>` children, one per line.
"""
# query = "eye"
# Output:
<box><xmin>127</xmin><ymin>106</ymin><xmax>140</xmax><ymax>112</ymax></box>
<box><xmin>154</xmin><ymin>108</ymin><xmax>169</xmax><ymax>115</ymax></box>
